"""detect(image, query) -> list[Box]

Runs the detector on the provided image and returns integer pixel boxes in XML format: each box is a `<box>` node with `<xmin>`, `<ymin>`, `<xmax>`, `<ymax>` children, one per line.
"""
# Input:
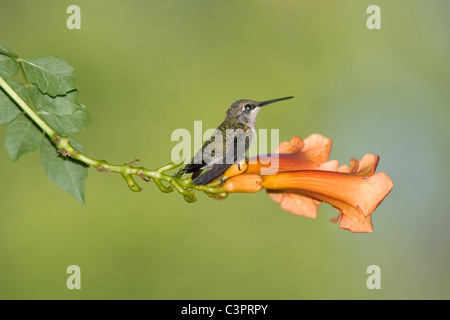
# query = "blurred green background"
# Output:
<box><xmin>1</xmin><ymin>0</ymin><xmax>449</xmax><ymax>299</ymax></box>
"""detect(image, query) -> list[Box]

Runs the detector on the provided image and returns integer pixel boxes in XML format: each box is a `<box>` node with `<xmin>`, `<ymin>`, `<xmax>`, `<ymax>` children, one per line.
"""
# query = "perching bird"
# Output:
<box><xmin>181</xmin><ymin>96</ymin><xmax>293</xmax><ymax>185</ymax></box>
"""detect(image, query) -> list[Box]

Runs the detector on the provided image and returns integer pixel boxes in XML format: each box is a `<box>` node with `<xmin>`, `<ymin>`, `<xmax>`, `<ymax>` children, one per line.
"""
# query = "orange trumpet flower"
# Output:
<box><xmin>221</xmin><ymin>134</ymin><xmax>394</xmax><ymax>233</ymax></box>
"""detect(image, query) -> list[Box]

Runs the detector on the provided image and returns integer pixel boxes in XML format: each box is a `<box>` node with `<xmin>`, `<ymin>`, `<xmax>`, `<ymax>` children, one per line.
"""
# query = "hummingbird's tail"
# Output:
<box><xmin>180</xmin><ymin>162</ymin><xmax>205</xmax><ymax>180</ymax></box>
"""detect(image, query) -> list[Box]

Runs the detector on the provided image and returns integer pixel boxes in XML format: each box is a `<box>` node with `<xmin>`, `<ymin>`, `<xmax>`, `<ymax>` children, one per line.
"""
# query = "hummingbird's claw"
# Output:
<box><xmin>218</xmin><ymin>176</ymin><xmax>226</xmax><ymax>186</ymax></box>
<box><xmin>174</xmin><ymin>170</ymin><xmax>183</xmax><ymax>179</ymax></box>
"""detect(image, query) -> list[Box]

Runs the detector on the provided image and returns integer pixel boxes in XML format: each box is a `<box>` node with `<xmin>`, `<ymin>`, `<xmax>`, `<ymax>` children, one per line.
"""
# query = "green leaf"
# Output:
<box><xmin>39</xmin><ymin>104</ymin><xmax>91</xmax><ymax>136</ymax></box>
<box><xmin>5</xmin><ymin>113</ymin><xmax>43</xmax><ymax>162</ymax></box>
<box><xmin>0</xmin><ymin>45</ymin><xmax>19</xmax><ymax>58</ymax></box>
<box><xmin>0</xmin><ymin>47</ymin><xmax>19</xmax><ymax>79</ymax></box>
<box><xmin>22</xmin><ymin>56</ymin><xmax>76</xmax><ymax>97</ymax></box>
<box><xmin>30</xmin><ymin>85</ymin><xmax>83</xmax><ymax>116</ymax></box>
<box><xmin>40</xmin><ymin>137</ymin><xmax>88</xmax><ymax>205</ymax></box>
<box><xmin>0</xmin><ymin>87</ymin><xmax>20</xmax><ymax>124</ymax></box>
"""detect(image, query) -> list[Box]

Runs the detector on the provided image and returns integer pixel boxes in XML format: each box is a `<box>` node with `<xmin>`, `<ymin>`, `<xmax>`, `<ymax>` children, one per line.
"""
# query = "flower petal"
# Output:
<box><xmin>261</xmin><ymin>168</ymin><xmax>394</xmax><ymax>233</ymax></box>
<box><xmin>275</xmin><ymin>134</ymin><xmax>332</xmax><ymax>165</ymax></box>
<box><xmin>275</xmin><ymin>136</ymin><xmax>305</xmax><ymax>154</ymax></box>
<box><xmin>293</xmin><ymin>133</ymin><xmax>332</xmax><ymax>164</ymax></box>
<box><xmin>267</xmin><ymin>190</ymin><xmax>321</xmax><ymax>218</ymax></box>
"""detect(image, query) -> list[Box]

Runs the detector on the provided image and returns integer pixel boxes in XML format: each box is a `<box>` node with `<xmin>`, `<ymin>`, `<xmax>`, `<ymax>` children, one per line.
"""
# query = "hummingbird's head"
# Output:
<box><xmin>225</xmin><ymin>96</ymin><xmax>293</xmax><ymax>128</ymax></box>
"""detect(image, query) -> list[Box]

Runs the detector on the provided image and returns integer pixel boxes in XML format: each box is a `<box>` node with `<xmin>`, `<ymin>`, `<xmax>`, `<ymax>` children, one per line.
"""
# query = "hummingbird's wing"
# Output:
<box><xmin>192</xmin><ymin>125</ymin><xmax>252</xmax><ymax>185</ymax></box>
<box><xmin>192</xmin><ymin>163</ymin><xmax>231</xmax><ymax>185</ymax></box>
<box><xmin>181</xmin><ymin>127</ymin><xmax>223</xmax><ymax>179</ymax></box>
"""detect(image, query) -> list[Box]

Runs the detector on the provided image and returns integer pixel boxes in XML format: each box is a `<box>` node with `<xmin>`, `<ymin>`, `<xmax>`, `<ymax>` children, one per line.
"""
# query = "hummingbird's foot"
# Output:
<box><xmin>218</xmin><ymin>176</ymin><xmax>226</xmax><ymax>186</ymax></box>
<box><xmin>173</xmin><ymin>171</ymin><xmax>183</xmax><ymax>179</ymax></box>
<box><xmin>237</xmin><ymin>156</ymin><xmax>249</xmax><ymax>171</ymax></box>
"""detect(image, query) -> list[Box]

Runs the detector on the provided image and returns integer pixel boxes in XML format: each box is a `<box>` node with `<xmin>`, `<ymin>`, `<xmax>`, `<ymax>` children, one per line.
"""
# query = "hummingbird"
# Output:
<box><xmin>181</xmin><ymin>96</ymin><xmax>293</xmax><ymax>185</ymax></box>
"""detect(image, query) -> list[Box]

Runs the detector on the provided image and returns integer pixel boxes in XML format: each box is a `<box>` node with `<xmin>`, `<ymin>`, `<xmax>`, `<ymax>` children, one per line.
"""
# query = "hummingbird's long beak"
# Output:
<box><xmin>258</xmin><ymin>96</ymin><xmax>294</xmax><ymax>107</ymax></box>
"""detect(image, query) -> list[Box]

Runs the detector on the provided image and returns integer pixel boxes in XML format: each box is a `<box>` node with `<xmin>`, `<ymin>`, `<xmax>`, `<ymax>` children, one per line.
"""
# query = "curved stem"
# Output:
<box><xmin>0</xmin><ymin>74</ymin><xmax>228</xmax><ymax>202</ymax></box>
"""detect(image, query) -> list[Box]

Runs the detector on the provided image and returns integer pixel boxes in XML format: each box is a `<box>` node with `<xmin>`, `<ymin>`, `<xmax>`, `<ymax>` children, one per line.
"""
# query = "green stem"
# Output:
<box><xmin>0</xmin><ymin>74</ymin><xmax>228</xmax><ymax>202</ymax></box>
<box><xmin>0</xmin><ymin>76</ymin><xmax>56</xmax><ymax>138</ymax></box>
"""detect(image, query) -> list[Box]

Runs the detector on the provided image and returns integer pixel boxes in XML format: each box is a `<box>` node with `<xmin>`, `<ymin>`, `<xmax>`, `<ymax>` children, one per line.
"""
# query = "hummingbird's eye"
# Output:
<box><xmin>244</xmin><ymin>104</ymin><xmax>253</xmax><ymax>111</ymax></box>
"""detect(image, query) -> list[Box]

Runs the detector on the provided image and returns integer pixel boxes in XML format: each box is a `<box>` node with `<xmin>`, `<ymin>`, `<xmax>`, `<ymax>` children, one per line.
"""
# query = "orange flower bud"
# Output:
<box><xmin>223</xmin><ymin>174</ymin><xmax>264</xmax><ymax>193</ymax></box>
<box><xmin>222</xmin><ymin>159</ymin><xmax>248</xmax><ymax>179</ymax></box>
